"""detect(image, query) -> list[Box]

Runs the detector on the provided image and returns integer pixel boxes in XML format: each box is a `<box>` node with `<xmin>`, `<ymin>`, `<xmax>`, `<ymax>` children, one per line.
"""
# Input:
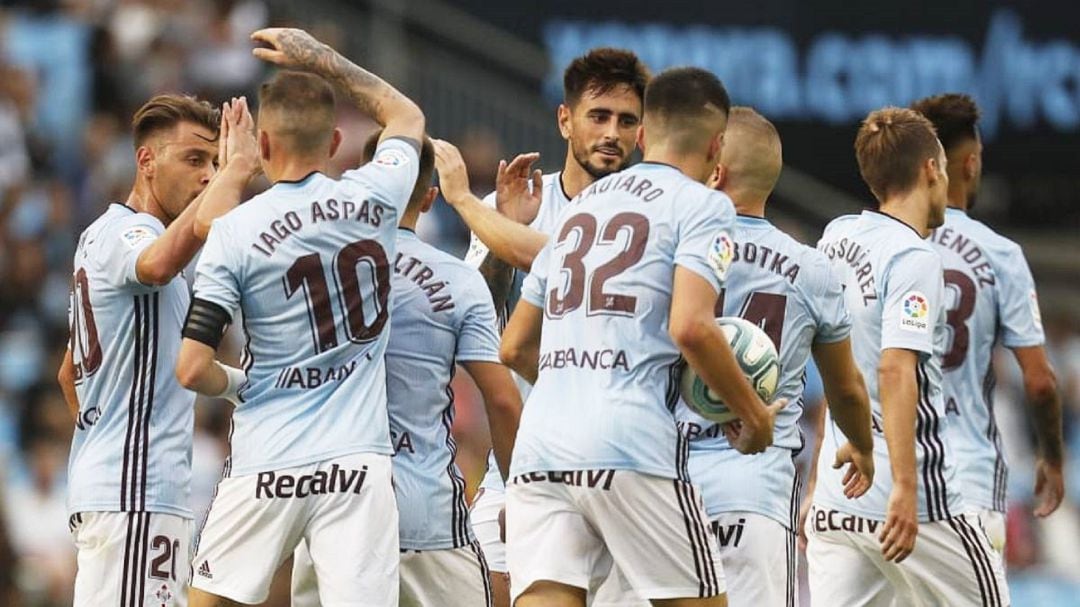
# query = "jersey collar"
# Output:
<box><xmin>863</xmin><ymin>209</ymin><xmax>922</xmax><ymax>238</ymax></box>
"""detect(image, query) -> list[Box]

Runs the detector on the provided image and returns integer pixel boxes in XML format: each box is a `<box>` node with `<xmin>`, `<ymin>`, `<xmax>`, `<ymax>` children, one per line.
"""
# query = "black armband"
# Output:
<box><xmin>182</xmin><ymin>298</ymin><xmax>232</xmax><ymax>349</ymax></box>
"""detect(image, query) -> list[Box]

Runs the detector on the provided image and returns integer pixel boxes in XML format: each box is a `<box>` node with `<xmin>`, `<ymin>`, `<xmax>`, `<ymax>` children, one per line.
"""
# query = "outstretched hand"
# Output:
<box><xmin>496</xmin><ymin>153</ymin><xmax>543</xmax><ymax>225</ymax></box>
<box><xmin>432</xmin><ymin>139</ymin><xmax>472</xmax><ymax>206</ymax></box>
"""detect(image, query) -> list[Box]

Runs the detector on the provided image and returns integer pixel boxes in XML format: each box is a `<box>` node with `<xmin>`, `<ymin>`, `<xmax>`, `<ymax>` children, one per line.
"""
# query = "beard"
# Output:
<box><xmin>572</xmin><ymin>141</ymin><xmax>631</xmax><ymax>180</ymax></box>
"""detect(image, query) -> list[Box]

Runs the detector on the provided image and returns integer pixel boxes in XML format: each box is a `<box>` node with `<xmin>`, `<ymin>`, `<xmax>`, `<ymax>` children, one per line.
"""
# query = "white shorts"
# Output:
<box><xmin>979</xmin><ymin>509</ymin><xmax>1006</xmax><ymax>555</ymax></box>
<box><xmin>191</xmin><ymin>453</ymin><xmax>399</xmax><ymax>605</ymax></box>
<box><xmin>806</xmin><ymin>504</ymin><xmax>1009</xmax><ymax>607</ymax></box>
<box><xmin>506</xmin><ymin>470</ymin><xmax>724</xmax><ymax>604</ymax></box>
<box><xmin>292</xmin><ymin>539</ymin><xmax>493</xmax><ymax>607</ymax></box>
<box><xmin>592</xmin><ymin>512</ymin><xmax>795</xmax><ymax>607</ymax></box>
<box><xmin>70</xmin><ymin>511</ymin><xmax>191</xmax><ymax>607</ymax></box>
<box><xmin>470</xmin><ymin>487</ymin><xmax>506</xmax><ymax>573</ymax></box>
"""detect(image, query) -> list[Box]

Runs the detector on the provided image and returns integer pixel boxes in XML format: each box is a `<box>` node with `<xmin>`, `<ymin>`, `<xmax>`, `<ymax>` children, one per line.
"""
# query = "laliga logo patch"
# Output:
<box><xmin>899</xmin><ymin>291</ymin><xmax>930</xmax><ymax>333</ymax></box>
<box><xmin>708</xmin><ymin>231</ymin><xmax>734</xmax><ymax>281</ymax></box>
<box><xmin>121</xmin><ymin>226</ymin><xmax>155</xmax><ymax>249</ymax></box>
<box><xmin>373</xmin><ymin>147</ymin><xmax>409</xmax><ymax>168</ymax></box>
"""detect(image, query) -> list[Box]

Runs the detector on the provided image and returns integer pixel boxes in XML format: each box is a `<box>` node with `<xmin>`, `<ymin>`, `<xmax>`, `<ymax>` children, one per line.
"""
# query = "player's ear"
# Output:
<box><xmin>924</xmin><ymin>156</ymin><xmax>940</xmax><ymax>186</ymax></box>
<box><xmin>708</xmin><ymin>163</ymin><xmax>727</xmax><ymax>191</ymax></box>
<box><xmin>135</xmin><ymin>145</ymin><xmax>154</xmax><ymax>178</ymax></box>
<box><xmin>635</xmin><ymin>124</ymin><xmax>645</xmax><ymax>153</ymax></box>
<box><xmin>259</xmin><ymin>130</ymin><xmax>271</xmax><ymax>162</ymax></box>
<box><xmin>328</xmin><ymin>128</ymin><xmax>343</xmax><ymax>159</ymax></box>
<box><xmin>964</xmin><ymin>151</ymin><xmax>979</xmax><ymax>181</ymax></box>
<box><xmin>420</xmin><ymin>186</ymin><xmax>438</xmax><ymax>214</ymax></box>
<box><xmin>557</xmin><ymin>104</ymin><xmax>572</xmax><ymax>140</ymax></box>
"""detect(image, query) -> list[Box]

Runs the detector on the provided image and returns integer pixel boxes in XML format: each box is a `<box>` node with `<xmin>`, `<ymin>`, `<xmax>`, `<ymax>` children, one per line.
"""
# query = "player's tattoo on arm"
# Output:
<box><xmin>275</xmin><ymin>30</ymin><xmax>393</xmax><ymax>122</ymax></box>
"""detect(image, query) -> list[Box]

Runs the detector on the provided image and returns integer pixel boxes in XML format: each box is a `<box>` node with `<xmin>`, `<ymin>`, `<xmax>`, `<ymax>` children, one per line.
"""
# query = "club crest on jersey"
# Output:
<box><xmin>373</xmin><ymin>147</ymin><xmax>409</xmax><ymax>168</ymax></box>
<box><xmin>708</xmin><ymin>230</ymin><xmax>735</xmax><ymax>281</ymax></box>
<box><xmin>121</xmin><ymin>226</ymin><xmax>155</xmax><ymax>249</ymax></box>
<box><xmin>899</xmin><ymin>290</ymin><xmax>930</xmax><ymax>333</ymax></box>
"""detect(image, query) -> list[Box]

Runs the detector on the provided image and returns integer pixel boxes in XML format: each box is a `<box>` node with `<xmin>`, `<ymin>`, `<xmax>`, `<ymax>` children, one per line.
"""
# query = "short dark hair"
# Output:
<box><xmin>362</xmin><ymin>131</ymin><xmax>435</xmax><ymax>210</ymax></box>
<box><xmin>132</xmin><ymin>94</ymin><xmax>220</xmax><ymax>147</ymax></box>
<box><xmin>645</xmin><ymin>67</ymin><xmax>731</xmax><ymax>121</ymax></box>
<box><xmin>258</xmin><ymin>70</ymin><xmax>337</xmax><ymax>155</ymax></box>
<box><xmin>563</xmin><ymin>48</ymin><xmax>650</xmax><ymax>106</ymax></box>
<box><xmin>910</xmin><ymin>93</ymin><xmax>981</xmax><ymax>153</ymax></box>
<box><xmin>854</xmin><ymin>107</ymin><xmax>941</xmax><ymax>202</ymax></box>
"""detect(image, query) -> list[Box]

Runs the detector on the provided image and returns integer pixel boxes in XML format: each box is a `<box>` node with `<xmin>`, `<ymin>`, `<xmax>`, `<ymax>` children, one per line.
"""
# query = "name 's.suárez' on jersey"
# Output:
<box><xmin>251</xmin><ymin>198</ymin><xmax>387</xmax><ymax>258</ymax></box>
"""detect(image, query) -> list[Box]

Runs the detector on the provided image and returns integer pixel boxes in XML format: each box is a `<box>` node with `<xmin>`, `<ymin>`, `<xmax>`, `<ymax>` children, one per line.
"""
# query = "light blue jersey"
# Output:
<box><xmin>192</xmin><ymin>138</ymin><xmax>419</xmax><ymax>477</ymax></box>
<box><xmin>67</xmin><ymin>204</ymin><xmax>194</xmax><ymax>518</ymax></box>
<box><xmin>816</xmin><ymin>211</ymin><xmax>963</xmax><ymax>522</ymax></box>
<box><xmin>388</xmin><ymin>229</ymin><xmax>501</xmax><ymax>550</ymax></box>
<box><xmin>679</xmin><ymin>215</ymin><xmax>850</xmax><ymax>526</ymax></box>
<box><xmin>513</xmin><ymin>162</ymin><xmax>736</xmax><ymax>480</ymax></box>
<box><xmin>464</xmin><ymin>172</ymin><xmax>571</xmax><ymax>492</ymax></box>
<box><xmin>929</xmin><ymin>208</ymin><xmax>1045</xmax><ymax>512</ymax></box>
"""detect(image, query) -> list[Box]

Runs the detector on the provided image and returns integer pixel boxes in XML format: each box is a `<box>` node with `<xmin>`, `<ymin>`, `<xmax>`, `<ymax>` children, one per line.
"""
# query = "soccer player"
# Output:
<box><xmin>808</xmin><ymin>107</ymin><xmax>1008</xmax><ymax>605</ymax></box>
<box><xmin>443</xmin><ymin>47</ymin><xmax>649</xmax><ymax>606</ymax></box>
<box><xmin>593</xmin><ymin>107</ymin><xmax>875</xmax><ymax>607</ymax></box>
<box><xmin>499</xmin><ymin>67</ymin><xmax>784</xmax><ymax>607</ymax></box>
<box><xmin>60</xmin><ymin>93</ymin><xmax>259</xmax><ymax>607</ymax></box>
<box><xmin>289</xmin><ymin>133</ymin><xmax>523</xmax><ymax>607</ymax></box>
<box><xmin>911</xmin><ymin>93</ymin><xmax>1064</xmax><ymax>551</ymax></box>
<box><xmin>174</xmin><ymin>28</ymin><xmax>424</xmax><ymax>606</ymax></box>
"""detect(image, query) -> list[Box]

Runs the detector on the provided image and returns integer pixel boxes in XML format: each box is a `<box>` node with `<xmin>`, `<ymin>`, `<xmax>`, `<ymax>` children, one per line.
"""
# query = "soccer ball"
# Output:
<box><xmin>679</xmin><ymin>317</ymin><xmax>780</xmax><ymax>424</ymax></box>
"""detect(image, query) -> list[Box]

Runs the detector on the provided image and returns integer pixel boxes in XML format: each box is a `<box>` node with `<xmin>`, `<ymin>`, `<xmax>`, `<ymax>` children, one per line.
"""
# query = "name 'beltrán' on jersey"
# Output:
<box><xmin>816</xmin><ymin>211</ymin><xmax>963</xmax><ymax>522</ymax></box>
<box><xmin>513</xmin><ymin>162</ymin><xmax>736</xmax><ymax>480</ymax></box>
<box><xmin>67</xmin><ymin>204</ymin><xmax>194</xmax><ymax>518</ymax></box>
<box><xmin>678</xmin><ymin>215</ymin><xmax>851</xmax><ymax>528</ymax></box>
<box><xmin>388</xmin><ymin>228</ymin><xmax>501</xmax><ymax>550</ymax></box>
<box><xmin>929</xmin><ymin>207</ymin><xmax>1046</xmax><ymax>513</ymax></box>
<box><xmin>191</xmin><ymin>138</ymin><xmax>419</xmax><ymax>477</ymax></box>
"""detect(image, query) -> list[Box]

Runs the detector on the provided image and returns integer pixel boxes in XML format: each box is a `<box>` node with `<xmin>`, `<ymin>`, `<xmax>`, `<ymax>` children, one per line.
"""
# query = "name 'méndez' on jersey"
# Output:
<box><xmin>388</xmin><ymin>229</ymin><xmax>501</xmax><ymax>550</ymax></box>
<box><xmin>191</xmin><ymin>137</ymin><xmax>419</xmax><ymax>477</ymax></box>
<box><xmin>512</xmin><ymin>162</ymin><xmax>736</xmax><ymax>480</ymax></box>
<box><xmin>678</xmin><ymin>215</ymin><xmax>851</xmax><ymax>527</ymax></box>
<box><xmin>67</xmin><ymin>204</ymin><xmax>194</xmax><ymax>518</ymax></box>
<box><xmin>929</xmin><ymin>207</ymin><xmax>1046</xmax><ymax>512</ymax></box>
<box><xmin>815</xmin><ymin>210</ymin><xmax>963</xmax><ymax>522</ymax></box>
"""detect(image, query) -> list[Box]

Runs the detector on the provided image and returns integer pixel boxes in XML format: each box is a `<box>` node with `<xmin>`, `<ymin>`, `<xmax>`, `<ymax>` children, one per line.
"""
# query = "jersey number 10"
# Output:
<box><xmin>283</xmin><ymin>240</ymin><xmax>391</xmax><ymax>353</ymax></box>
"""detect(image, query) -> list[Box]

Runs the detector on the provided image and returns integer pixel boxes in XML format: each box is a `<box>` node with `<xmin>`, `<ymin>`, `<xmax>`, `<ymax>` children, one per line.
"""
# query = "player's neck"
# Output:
<box><xmin>642</xmin><ymin>147</ymin><xmax>713</xmax><ymax>184</ymax></box>
<box><xmin>126</xmin><ymin>179</ymin><xmax>170</xmax><ymax>226</ymax></box>
<box><xmin>266</xmin><ymin>159</ymin><xmax>327</xmax><ymax>184</ymax></box>
<box><xmin>729</xmin><ymin>190</ymin><xmax>767</xmax><ymax>218</ymax></box>
<box><xmin>560</xmin><ymin>151</ymin><xmax>595</xmax><ymax>199</ymax></box>
<box><xmin>946</xmin><ymin>187</ymin><xmax>970</xmax><ymax>212</ymax></box>
<box><xmin>879</xmin><ymin>192</ymin><xmax>931</xmax><ymax>237</ymax></box>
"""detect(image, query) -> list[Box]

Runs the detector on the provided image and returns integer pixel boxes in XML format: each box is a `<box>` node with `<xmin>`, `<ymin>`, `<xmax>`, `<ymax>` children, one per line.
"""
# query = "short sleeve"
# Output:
<box><xmin>519</xmin><ymin>239</ymin><xmax>552</xmax><ymax>309</ymax></box>
<box><xmin>673</xmin><ymin>189</ymin><xmax>736</xmax><ymax>293</ymax></box>
<box><xmin>97</xmin><ymin>214</ymin><xmax>164</xmax><ymax>291</ymax></box>
<box><xmin>455</xmin><ymin>271</ymin><xmax>502</xmax><ymax>363</ymax></box>
<box><xmin>342</xmin><ymin>136</ymin><xmax>421</xmax><ymax>215</ymax></box>
<box><xmin>192</xmin><ymin>220</ymin><xmax>242</xmax><ymax>319</ymax></box>
<box><xmin>463</xmin><ymin>191</ymin><xmax>498</xmax><ymax>269</ymax></box>
<box><xmin>880</xmin><ymin>248</ymin><xmax>943</xmax><ymax>356</ymax></box>
<box><xmin>997</xmin><ymin>245</ymin><xmax>1045</xmax><ymax>348</ymax></box>
<box><xmin>812</xmin><ymin>261</ymin><xmax>852</xmax><ymax>344</ymax></box>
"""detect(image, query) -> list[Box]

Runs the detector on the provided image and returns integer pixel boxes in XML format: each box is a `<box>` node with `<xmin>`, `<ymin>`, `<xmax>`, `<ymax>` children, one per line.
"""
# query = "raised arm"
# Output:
<box><xmin>669</xmin><ymin>266</ymin><xmax>783</xmax><ymax>454</ymax></box>
<box><xmin>1011</xmin><ymin>345</ymin><xmax>1065</xmax><ymax>517</ymax></box>
<box><xmin>251</xmin><ymin>28</ymin><xmax>424</xmax><ymax>145</ymax></box>
<box><xmin>433</xmin><ymin>140</ymin><xmax>548</xmax><ymax>273</ymax></box>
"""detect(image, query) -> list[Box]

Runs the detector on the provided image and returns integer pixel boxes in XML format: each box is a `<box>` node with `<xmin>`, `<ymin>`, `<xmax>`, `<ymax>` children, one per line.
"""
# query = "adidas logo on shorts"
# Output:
<box><xmin>197</xmin><ymin>561</ymin><xmax>213</xmax><ymax>580</ymax></box>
